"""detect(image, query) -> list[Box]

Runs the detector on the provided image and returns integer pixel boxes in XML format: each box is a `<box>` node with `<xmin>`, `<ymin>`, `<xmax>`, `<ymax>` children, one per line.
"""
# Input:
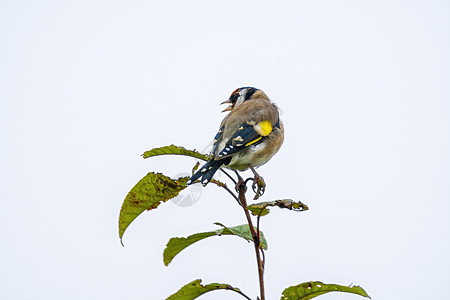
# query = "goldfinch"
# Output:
<box><xmin>187</xmin><ymin>87</ymin><xmax>284</xmax><ymax>187</ymax></box>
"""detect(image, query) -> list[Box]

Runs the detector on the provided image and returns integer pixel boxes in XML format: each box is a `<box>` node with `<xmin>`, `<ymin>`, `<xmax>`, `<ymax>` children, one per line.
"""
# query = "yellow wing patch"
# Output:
<box><xmin>245</xmin><ymin>121</ymin><xmax>272</xmax><ymax>146</ymax></box>
<box><xmin>255</xmin><ymin>120</ymin><xmax>273</xmax><ymax>136</ymax></box>
<box><xmin>245</xmin><ymin>136</ymin><xmax>262</xmax><ymax>147</ymax></box>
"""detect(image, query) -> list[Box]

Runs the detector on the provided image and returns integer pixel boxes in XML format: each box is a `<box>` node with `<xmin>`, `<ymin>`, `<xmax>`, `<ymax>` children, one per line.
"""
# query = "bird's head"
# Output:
<box><xmin>220</xmin><ymin>87</ymin><xmax>267</xmax><ymax>112</ymax></box>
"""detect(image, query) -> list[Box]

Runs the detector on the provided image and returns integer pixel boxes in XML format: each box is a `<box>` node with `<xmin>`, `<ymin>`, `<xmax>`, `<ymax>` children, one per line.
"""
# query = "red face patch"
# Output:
<box><xmin>229</xmin><ymin>89</ymin><xmax>241</xmax><ymax>107</ymax></box>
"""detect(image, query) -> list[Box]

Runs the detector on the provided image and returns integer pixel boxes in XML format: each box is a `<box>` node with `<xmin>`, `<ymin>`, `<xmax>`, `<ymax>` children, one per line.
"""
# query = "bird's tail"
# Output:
<box><xmin>187</xmin><ymin>159</ymin><xmax>226</xmax><ymax>186</ymax></box>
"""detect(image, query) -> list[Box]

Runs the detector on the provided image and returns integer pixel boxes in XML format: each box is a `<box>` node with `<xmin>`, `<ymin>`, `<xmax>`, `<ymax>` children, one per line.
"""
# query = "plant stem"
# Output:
<box><xmin>220</xmin><ymin>169</ymin><xmax>237</xmax><ymax>185</ymax></box>
<box><xmin>238</xmin><ymin>185</ymin><xmax>265</xmax><ymax>300</ymax></box>
<box><xmin>211</xmin><ymin>179</ymin><xmax>243</xmax><ymax>208</ymax></box>
<box><xmin>233</xmin><ymin>289</ymin><xmax>253</xmax><ymax>300</ymax></box>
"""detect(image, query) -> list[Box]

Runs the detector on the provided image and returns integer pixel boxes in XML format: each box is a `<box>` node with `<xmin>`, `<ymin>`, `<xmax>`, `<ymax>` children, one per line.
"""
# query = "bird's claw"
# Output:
<box><xmin>252</xmin><ymin>175</ymin><xmax>265</xmax><ymax>200</ymax></box>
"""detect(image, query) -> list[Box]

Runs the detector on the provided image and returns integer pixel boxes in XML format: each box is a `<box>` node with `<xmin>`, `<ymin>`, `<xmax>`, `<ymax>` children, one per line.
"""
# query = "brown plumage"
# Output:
<box><xmin>187</xmin><ymin>87</ymin><xmax>284</xmax><ymax>186</ymax></box>
<box><xmin>217</xmin><ymin>98</ymin><xmax>283</xmax><ymax>170</ymax></box>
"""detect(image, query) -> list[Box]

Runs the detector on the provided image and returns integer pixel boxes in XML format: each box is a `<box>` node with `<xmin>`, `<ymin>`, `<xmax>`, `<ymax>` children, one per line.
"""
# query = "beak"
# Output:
<box><xmin>221</xmin><ymin>106</ymin><xmax>233</xmax><ymax>112</ymax></box>
<box><xmin>220</xmin><ymin>99</ymin><xmax>232</xmax><ymax>105</ymax></box>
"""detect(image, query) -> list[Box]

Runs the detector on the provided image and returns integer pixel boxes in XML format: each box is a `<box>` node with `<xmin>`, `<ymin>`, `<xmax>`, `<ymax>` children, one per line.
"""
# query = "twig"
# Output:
<box><xmin>238</xmin><ymin>181</ymin><xmax>265</xmax><ymax>300</ymax></box>
<box><xmin>220</xmin><ymin>169</ymin><xmax>237</xmax><ymax>185</ymax></box>
<box><xmin>260</xmin><ymin>248</ymin><xmax>265</xmax><ymax>269</ymax></box>
<box><xmin>256</xmin><ymin>213</ymin><xmax>262</xmax><ymax>250</ymax></box>
<box><xmin>232</xmin><ymin>288</ymin><xmax>253</xmax><ymax>300</ymax></box>
<box><xmin>255</xmin><ymin>204</ymin><xmax>269</xmax><ymax>249</ymax></box>
<box><xmin>216</xmin><ymin>171</ymin><xmax>266</xmax><ymax>299</ymax></box>
<box><xmin>210</xmin><ymin>179</ymin><xmax>242</xmax><ymax>207</ymax></box>
<box><xmin>256</xmin><ymin>207</ymin><xmax>267</xmax><ymax>271</ymax></box>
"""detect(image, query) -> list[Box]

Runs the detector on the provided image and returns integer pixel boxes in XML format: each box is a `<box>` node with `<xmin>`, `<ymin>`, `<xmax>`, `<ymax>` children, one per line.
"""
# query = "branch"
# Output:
<box><xmin>235</xmin><ymin>289</ymin><xmax>253</xmax><ymax>300</ymax></box>
<box><xmin>210</xmin><ymin>179</ymin><xmax>242</xmax><ymax>208</ymax></box>
<box><xmin>237</xmin><ymin>180</ymin><xmax>265</xmax><ymax>300</ymax></box>
<box><xmin>220</xmin><ymin>168</ymin><xmax>237</xmax><ymax>185</ymax></box>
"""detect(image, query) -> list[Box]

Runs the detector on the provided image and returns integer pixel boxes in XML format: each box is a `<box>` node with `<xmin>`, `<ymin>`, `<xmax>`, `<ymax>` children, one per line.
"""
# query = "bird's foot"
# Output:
<box><xmin>251</xmin><ymin>174</ymin><xmax>265</xmax><ymax>200</ymax></box>
<box><xmin>248</xmin><ymin>165</ymin><xmax>265</xmax><ymax>200</ymax></box>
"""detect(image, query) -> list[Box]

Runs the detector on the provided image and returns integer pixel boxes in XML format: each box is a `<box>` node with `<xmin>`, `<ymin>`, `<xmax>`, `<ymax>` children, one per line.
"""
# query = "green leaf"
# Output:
<box><xmin>164</xmin><ymin>223</ymin><xmax>267</xmax><ymax>266</ymax></box>
<box><xmin>164</xmin><ymin>232</ymin><xmax>216</xmax><ymax>266</ymax></box>
<box><xmin>281</xmin><ymin>281</ymin><xmax>371</xmax><ymax>300</ymax></box>
<box><xmin>167</xmin><ymin>279</ymin><xmax>250</xmax><ymax>300</ymax></box>
<box><xmin>247</xmin><ymin>199</ymin><xmax>309</xmax><ymax>217</ymax></box>
<box><xmin>119</xmin><ymin>172</ymin><xmax>188</xmax><ymax>243</ymax></box>
<box><xmin>142</xmin><ymin>145</ymin><xmax>208</xmax><ymax>161</ymax></box>
<box><xmin>214</xmin><ymin>222</ymin><xmax>268</xmax><ymax>250</ymax></box>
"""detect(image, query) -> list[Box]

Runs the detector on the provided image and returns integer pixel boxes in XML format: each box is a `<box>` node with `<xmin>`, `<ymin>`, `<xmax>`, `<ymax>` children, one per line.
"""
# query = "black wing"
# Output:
<box><xmin>215</xmin><ymin>123</ymin><xmax>264</xmax><ymax>159</ymax></box>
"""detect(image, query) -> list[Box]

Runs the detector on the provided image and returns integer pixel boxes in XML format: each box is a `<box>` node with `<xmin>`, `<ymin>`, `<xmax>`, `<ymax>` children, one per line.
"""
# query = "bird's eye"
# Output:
<box><xmin>230</xmin><ymin>93</ymin><xmax>239</xmax><ymax>102</ymax></box>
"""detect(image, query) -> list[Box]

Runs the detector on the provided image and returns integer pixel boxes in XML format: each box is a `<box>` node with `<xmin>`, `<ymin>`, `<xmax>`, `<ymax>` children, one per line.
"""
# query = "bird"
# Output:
<box><xmin>186</xmin><ymin>87</ymin><xmax>284</xmax><ymax>192</ymax></box>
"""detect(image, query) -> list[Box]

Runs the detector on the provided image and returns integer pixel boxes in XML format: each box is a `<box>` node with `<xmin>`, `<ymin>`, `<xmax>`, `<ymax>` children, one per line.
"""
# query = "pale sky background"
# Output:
<box><xmin>0</xmin><ymin>1</ymin><xmax>449</xmax><ymax>299</ymax></box>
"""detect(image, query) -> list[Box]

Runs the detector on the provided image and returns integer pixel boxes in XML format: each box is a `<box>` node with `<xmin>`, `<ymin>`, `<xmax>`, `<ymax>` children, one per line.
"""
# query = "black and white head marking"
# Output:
<box><xmin>235</xmin><ymin>89</ymin><xmax>248</xmax><ymax>106</ymax></box>
<box><xmin>229</xmin><ymin>87</ymin><xmax>258</xmax><ymax>108</ymax></box>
